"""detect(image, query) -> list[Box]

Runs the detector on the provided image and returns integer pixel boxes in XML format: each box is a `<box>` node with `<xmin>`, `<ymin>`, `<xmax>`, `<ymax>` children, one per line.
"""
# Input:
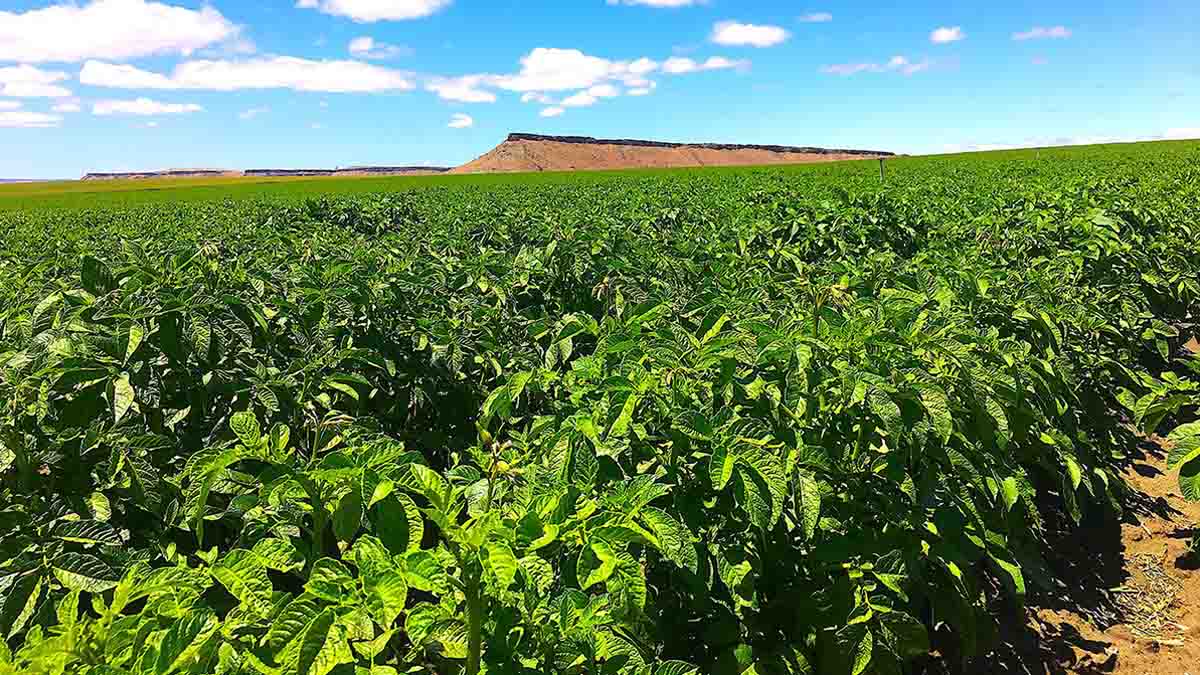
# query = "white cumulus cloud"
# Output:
<box><xmin>429</xmin><ymin>48</ymin><xmax>740</xmax><ymax>110</ymax></box>
<box><xmin>426</xmin><ymin>75</ymin><xmax>496</xmax><ymax>103</ymax></box>
<box><xmin>81</xmin><ymin>57</ymin><xmax>415</xmax><ymax>93</ymax></box>
<box><xmin>297</xmin><ymin>0</ymin><xmax>452</xmax><ymax>22</ymax></box>
<box><xmin>540</xmin><ymin>106</ymin><xmax>565</xmax><ymax>117</ymax></box>
<box><xmin>1013</xmin><ymin>26</ymin><xmax>1072</xmax><ymax>41</ymax></box>
<box><xmin>0</xmin><ymin>101</ymin><xmax>21</xmax><ymax>111</ymax></box>
<box><xmin>93</xmin><ymin>98</ymin><xmax>203</xmax><ymax>115</ymax></box>
<box><xmin>447</xmin><ymin>112</ymin><xmax>473</xmax><ymax>128</ymax></box>
<box><xmin>0</xmin><ymin>65</ymin><xmax>73</xmax><ymax>98</ymax></box>
<box><xmin>0</xmin><ymin>0</ymin><xmax>238</xmax><ymax>63</ymax></box>
<box><xmin>930</xmin><ymin>26</ymin><xmax>965</xmax><ymax>43</ymax></box>
<box><xmin>0</xmin><ymin>111</ymin><xmax>62</xmax><ymax>128</ymax></box>
<box><xmin>52</xmin><ymin>101</ymin><xmax>82</xmax><ymax>113</ymax></box>
<box><xmin>348</xmin><ymin>36</ymin><xmax>411</xmax><ymax>59</ymax></box>
<box><xmin>711</xmin><ymin>21</ymin><xmax>790</xmax><ymax>47</ymax></box>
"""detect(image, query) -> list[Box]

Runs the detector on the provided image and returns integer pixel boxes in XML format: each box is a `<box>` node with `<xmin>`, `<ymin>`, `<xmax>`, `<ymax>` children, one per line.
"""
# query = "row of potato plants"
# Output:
<box><xmin>1</xmin><ymin>142</ymin><xmax>1199</xmax><ymax>674</ymax></box>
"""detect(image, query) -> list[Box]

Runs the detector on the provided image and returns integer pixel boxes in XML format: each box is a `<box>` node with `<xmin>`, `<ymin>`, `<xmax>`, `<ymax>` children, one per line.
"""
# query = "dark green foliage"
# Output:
<box><xmin>1</xmin><ymin>141</ymin><xmax>1199</xmax><ymax>675</ymax></box>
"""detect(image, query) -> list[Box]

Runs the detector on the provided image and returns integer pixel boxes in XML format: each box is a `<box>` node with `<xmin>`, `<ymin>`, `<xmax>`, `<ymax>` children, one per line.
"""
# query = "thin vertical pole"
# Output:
<box><xmin>879</xmin><ymin>158</ymin><xmax>886</xmax><ymax>183</ymax></box>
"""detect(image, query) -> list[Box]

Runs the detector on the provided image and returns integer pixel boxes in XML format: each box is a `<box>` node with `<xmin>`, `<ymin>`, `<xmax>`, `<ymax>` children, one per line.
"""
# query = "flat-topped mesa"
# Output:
<box><xmin>503</xmin><ymin>133</ymin><xmax>895</xmax><ymax>157</ymax></box>
<box><xmin>243</xmin><ymin>169</ymin><xmax>335</xmax><ymax>177</ymax></box>
<box><xmin>454</xmin><ymin>133</ymin><xmax>894</xmax><ymax>173</ymax></box>
<box><xmin>82</xmin><ymin>169</ymin><xmax>235</xmax><ymax>180</ymax></box>
<box><xmin>333</xmin><ymin>166</ymin><xmax>453</xmax><ymax>175</ymax></box>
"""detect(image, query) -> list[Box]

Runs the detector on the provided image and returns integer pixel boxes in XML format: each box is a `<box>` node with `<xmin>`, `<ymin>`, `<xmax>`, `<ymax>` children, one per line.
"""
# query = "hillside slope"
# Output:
<box><xmin>453</xmin><ymin>133</ymin><xmax>893</xmax><ymax>173</ymax></box>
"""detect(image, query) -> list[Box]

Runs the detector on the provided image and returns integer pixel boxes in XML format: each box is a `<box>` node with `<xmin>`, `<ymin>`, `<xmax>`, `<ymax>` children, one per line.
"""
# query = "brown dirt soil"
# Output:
<box><xmin>923</xmin><ymin>439</ymin><xmax>1200</xmax><ymax>674</ymax></box>
<box><xmin>451</xmin><ymin>138</ymin><xmax>888</xmax><ymax>173</ymax></box>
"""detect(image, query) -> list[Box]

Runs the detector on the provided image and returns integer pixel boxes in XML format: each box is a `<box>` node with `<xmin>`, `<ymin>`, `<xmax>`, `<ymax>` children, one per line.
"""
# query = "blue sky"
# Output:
<box><xmin>0</xmin><ymin>0</ymin><xmax>1197</xmax><ymax>178</ymax></box>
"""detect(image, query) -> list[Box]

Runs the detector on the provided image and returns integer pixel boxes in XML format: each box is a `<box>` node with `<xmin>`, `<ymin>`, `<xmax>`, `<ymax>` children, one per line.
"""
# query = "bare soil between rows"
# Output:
<box><xmin>920</xmin><ymin>438</ymin><xmax>1200</xmax><ymax>674</ymax></box>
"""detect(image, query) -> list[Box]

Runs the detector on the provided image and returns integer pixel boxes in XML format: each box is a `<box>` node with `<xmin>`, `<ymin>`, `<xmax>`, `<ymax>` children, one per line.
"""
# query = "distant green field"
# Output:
<box><xmin>6</xmin><ymin>140</ymin><xmax>1186</xmax><ymax>211</ymax></box>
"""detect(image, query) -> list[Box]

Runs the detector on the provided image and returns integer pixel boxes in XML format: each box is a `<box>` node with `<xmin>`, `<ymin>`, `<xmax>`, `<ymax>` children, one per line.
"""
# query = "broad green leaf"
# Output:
<box><xmin>876</xmin><ymin>611</ymin><xmax>929</xmax><ymax>659</ymax></box>
<box><xmin>362</xmin><ymin>568</ymin><xmax>408</xmax><ymax>627</ymax></box>
<box><xmin>641</xmin><ymin>507</ymin><xmax>698</xmax><ymax>573</ymax></box>
<box><xmin>367</xmin><ymin>480</ymin><xmax>394</xmax><ymax>508</ymax></box>
<box><xmin>1167</xmin><ymin>422</ymin><xmax>1200</xmax><ymax>470</ymax></box>
<box><xmin>125</xmin><ymin>322</ymin><xmax>145</xmax><ymax>364</ymax></box>
<box><xmin>739</xmin><ymin>449</ymin><xmax>787</xmax><ymax>526</ymax></box>
<box><xmin>230</xmin><ymin>412</ymin><xmax>261</xmax><ymax>447</ymax></box>
<box><xmin>1179</xmin><ymin>455</ymin><xmax>1200</xmax><ymax>501</ymax></box>
<box><xmin>989</xmin><ymin>555</ymin><xmax>1026</xmax><ymax>607</ymax></box>
<box><xmin>267</xmin><ymin>594</ymin><xmax>325</xmax><ymax>652</ymax></box>
<box><xmin>428</xmin><ymin>622</ymin><xmax>469</xmax><ymax>659</ymax></box>
<box><xmin>307</xmin><ymin>558</ymin><xmax>353</xmax><ymax>602</ymax></box>
<box><xmin>82</xmin><ymin>255</ymin><xmax>116</xmax><ymax>295</ymax></box>
<box><xmin>519</xmin><ymin>555</ymin><xmax>555</xmax><ymax>594</ymax></box>
<box><xmin>1</xmin><ymin>575</ymin><xmax>42</xmax><ymax>638</ymax></box>
<box><xmin>252</xmin><ymin>538</ymin><xmax>304</xmax><ymax>573</ymax></box>
<box><xmin>796</xmin><ymin>470</ymin><xmax>821</xmax><ymax>541</ymax></box>
<box><xmin>850</xmin><ymin>627</ymin><xmax>873</xmax><ymax>675</ymax></box>
<box><xmin>486</xmin><ymin>542</ymin><xmax>519</xmax><ymax>589</ymax></box>
<box><xmin>52</xmin><ymin>552</ymin><xmax>120</xmax><ymax>593</ymax></box>
<box><xmin>376</xmin><ymin>493</ymin><xmax>424</xmax><ymax>553</ymax></box>
<box><xmin>405</xmin><ymin>551</ymin><xmax>447</xmax><ymax>593</ymax></box>
<box><xmin>1064</xmin><ymin>455</ymin><xmax>1082</xmax><ymax>491</ymax></box>
<box><xmin>1000</xmin><ymin>477</ymin><xmax>1020</xmax><ymax>512</ymax></box>
<box><xmin>295</xmin><ymin>609</ymin><xmax>350</xmax><ymax>675</ymax></box>
<box><xmin>609</xmin><ymin>392</ymin><xmax>640</xmax><ymax>438</ymax></box>
<box><xmin>212</xmin><ymin>550</ymin><xmax>273</xmax><ymax>616</ymax></box>
<box><xmin>919</xmin><ymin>386</ymin><xmax>953</xmax><ymax>443</ymax></box>
<box><xmin>404</xmin><ymin>603</ymin><xmax>441</xmax><ymax>648</ymax></box>
<box><xmin>112</xmin><ymin>373</ymin><xmax>135</xmax><ymax>424</ymax></box>
<box><xmin>87</xmin><ymin>492</ymin><xmax>112</xmax><ymax>521</ymax></box>
<box><xmin>156</xmin><ymin>610</ymin><xmax>217</xmax><ymax>675</ymax></box>
<box><xmin>710</xmin><ymin>443</ymin><xmax>736</xmax><ymax>491</ymax></box>
<box><xmin>655</xmin><ymin>661</ymin><xmax>700</xmax><ymax>675</ymax></box>
<box><xmin>579</xmin><ymin>540</ymin><xmax>618</xmax><ymax>590</ymax></box>
<box><xmin>332</xmin><ymin>489</ymin><xmax>363</xmax><ymax>544</ymax></box>
<box><xmin>869</xmin><ymin>389</ymin><xmax>903</xmax><ymax>439</ymax></box>
<box><xmin>52</xmin><ymin>520</ymin><xmax>121</xmax><ymax>546</ymax></box>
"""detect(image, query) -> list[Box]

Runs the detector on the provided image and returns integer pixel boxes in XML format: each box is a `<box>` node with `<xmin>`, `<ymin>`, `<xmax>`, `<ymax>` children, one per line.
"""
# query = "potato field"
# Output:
<box><xmin>2</xmin><ymin>141</ymin><xmax>1199</xmax><ymax>675</ymax></box>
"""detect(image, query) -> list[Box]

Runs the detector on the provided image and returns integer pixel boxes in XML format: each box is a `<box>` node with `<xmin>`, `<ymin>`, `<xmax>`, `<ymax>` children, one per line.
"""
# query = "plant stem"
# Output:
<box><xmin>465</xmin><ymin>568</ymin><xmax>483</xmax><ymax>675</ymax></box>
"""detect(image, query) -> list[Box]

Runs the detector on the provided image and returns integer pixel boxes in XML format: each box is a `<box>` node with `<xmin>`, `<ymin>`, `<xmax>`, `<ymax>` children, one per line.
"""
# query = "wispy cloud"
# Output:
<box><xmin>605</xmin><ymin>0</ymin><xmax>703</xmax><ymax>6</ymax></box>
<box><xmin>798</xmin><ymin>12</ymin><xmax>833</xmax><ymax>23</ymax></box>
<box><xmin>348</xmin><ymin>36</ymin><xmax>412</xmax><ymax>60</ymax></box>
<box><xmin>239</xmin><ymin>106</ymin><xmax>269</xmax><ymax>120</ymax></box>
<box><xmin>81</xmin><ymin>57</ymin><xmax>415</xmax><ymax>93</ymax></box>
<box><xmin>93</xmin><ymin>98</ymin><xmax>203</xmax><ymax>115</ymax></box>
<box><xmin>930</xmin><ymin>26</ymin><xmax>965</xmax><ymax>44</ymax></box>
<box><xmin>540</xmin><ymin>106</ymin><xmax>565</xmax><ymax>117</ymax></box>
<box><xmin>0</xmin><ymin>111</ymin><xmax>62</xmax><ymax>128</ymax></box>
<box><xmin>447</xmin><ymin>112</ymin><xmax>473</xmax><ymax>128</ymax></box>
<box><xmin>822</xmin><ymin>55</ymin><xmax>931</xmax><ymax>76</ymax></box>
<box><xmin>1013</xmin><ymin>26</ymin><xmax>1072</xmax><ymax>41</ymax></box>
